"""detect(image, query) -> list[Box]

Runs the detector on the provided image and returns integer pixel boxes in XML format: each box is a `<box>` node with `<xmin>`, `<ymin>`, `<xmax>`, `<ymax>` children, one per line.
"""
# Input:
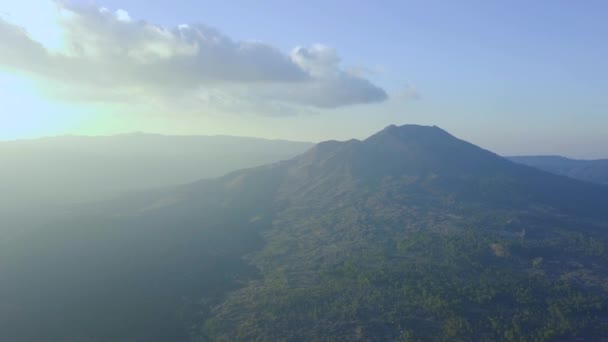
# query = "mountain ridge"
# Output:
<box><xmin>508</xmin><ymin>155</ymin><xmax>608</xmax><ymax>185</ymax></box>
<box><xmin>0</xmin><ymin>133</ymin><xmax>313</xmax><ymax>224</ymax></box>
<box><xmin>2</xmin><ymin>124</ymin><xmax>608</xmax><ymax>341</ymax></box>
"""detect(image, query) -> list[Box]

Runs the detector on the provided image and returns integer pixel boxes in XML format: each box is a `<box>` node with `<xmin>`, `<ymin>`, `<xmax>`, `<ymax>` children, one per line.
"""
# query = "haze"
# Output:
<box><xmin>1</xmin><ymin>0</ymin><xmax>608</xmax><ymax>158</ymax></box>
<box><xmin>2</xmin><ymin>1</ymin><xmax>608</xmax><ymax>341</ymax></box>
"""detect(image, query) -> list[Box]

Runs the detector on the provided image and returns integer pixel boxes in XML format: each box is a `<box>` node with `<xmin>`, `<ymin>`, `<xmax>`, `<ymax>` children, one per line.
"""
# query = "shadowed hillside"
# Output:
<box><xmin>0</xmin><ymin>134</ymin><xmax>312</xmax><ymax>223</ymax></box>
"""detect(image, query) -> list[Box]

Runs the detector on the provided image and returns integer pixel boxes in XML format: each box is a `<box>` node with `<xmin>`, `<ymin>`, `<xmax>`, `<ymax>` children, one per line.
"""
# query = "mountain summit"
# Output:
<box><xmin>295</xmin><ymin>124</ymin><xmax>506</xmax><ymax>178</ymax></box>
<box><xmin>283</xmin><ymin>124</ymin><xmax>606</xmax><ymax>219</ymax></box>
<box><xmin>2</xmin><ymin>125</ymin><xmax>608</xmax><ymax>341</ymax></box>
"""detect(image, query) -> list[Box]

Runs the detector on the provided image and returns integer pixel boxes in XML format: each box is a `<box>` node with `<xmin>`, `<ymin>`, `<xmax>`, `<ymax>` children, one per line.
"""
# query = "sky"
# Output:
<box><xmin>0</xmin><ymin>0</ymin><xmax>607</xmax><ymax>158</ymax></box>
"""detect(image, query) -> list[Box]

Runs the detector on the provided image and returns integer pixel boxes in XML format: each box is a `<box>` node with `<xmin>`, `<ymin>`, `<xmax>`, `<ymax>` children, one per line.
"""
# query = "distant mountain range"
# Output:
<box><xmin>508</xmin><ymin>155</ymin><xmax>608</xmax><ymax>185</ymax></box>
<box><xmin>1</xmin><ymin>125</ymin><xmax>607</xmax><ymax>341</ymax></box>
<box><xmin>0</xmin><ymin>133</ymin><xmax>312</xmax><ymax>222</ymax></box>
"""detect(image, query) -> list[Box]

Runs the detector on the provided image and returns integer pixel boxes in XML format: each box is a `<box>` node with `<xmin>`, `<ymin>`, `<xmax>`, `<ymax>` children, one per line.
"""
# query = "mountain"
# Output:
<box><xmin>508</xmin><ymin>155</ymin><xmax>608</xmax><ymax>185</ymax></box>
<box><xmin>2</xmin><ymin>125</ymin><xmax>608</xmax><ymax>341</ymax></box>
<box><xmin>0</xmin><ymin>133</ymin><xmax>312</xmax><ymax>223</ymax></box>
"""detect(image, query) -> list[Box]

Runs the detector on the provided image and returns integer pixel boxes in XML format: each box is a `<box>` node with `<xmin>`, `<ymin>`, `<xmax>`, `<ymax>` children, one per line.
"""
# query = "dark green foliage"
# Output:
<box><xmin>206</xmin><ymin>228</ymin><xmax>608</xmax><ymax>341</ymax></box>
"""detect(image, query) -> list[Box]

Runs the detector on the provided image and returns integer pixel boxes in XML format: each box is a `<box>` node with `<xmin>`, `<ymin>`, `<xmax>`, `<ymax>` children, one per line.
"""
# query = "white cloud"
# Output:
<box><xmin>0</xmin><ymin>1</ymin><xmax>387</xmax><ymax>111</ymax></box>
<box><xmin>115</xmin><ymin>9</ymin><xmax>131</xmax><ymax>22</ymax></box>
<box><xmin>290</xmin><ymin>44</ymin><xmax>341</xmax><ymax>78</ymax></box>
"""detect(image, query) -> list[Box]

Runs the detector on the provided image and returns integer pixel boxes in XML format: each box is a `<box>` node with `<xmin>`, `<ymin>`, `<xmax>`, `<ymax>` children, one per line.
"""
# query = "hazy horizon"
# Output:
<box><xmin>2</xmin><ymin>0</ymin><xmax>608</xmax><ymax>158</ymax></box>
<box><xmin>1</xmin><ymin>128</ymin><xmax>607</xmax><ymax>160</ymax></box>
<box><xmin>2</xmin><ymin>3</ymin><xmax>608</xmax><ymax>340</ymax></box>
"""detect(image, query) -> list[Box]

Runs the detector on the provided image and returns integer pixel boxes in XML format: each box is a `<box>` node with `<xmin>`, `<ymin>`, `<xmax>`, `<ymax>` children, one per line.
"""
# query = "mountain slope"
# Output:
<box><xmin>509</xmin><ymin>155</ymin><xmax>608</xmax><ymax>185</ymax></box>
<box><xmin>2</xmin><ymin>125</ymin><xmax>608</xmax><ymax>341</ymax></box>
<box><xmin>0</xmin><ymin>133</ymin><xmax>312</xmax><ymax>223</ymax></box>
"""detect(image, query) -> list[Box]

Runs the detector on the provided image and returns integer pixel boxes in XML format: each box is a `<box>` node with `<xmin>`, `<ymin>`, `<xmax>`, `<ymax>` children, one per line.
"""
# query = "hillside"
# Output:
<box><xmin>509</xmin><ymin>155</ymin><xmax>608</xmax><ymax>185</ymax></box>
<box><xmin>1</xmin><ymin>125</ymin><xmax>608</xmax><ymax>341</ymax></box>
<box><xmin>0</xmin><ymin>133</ymin><xmax>312</xmax><ymax>222</ymax></box>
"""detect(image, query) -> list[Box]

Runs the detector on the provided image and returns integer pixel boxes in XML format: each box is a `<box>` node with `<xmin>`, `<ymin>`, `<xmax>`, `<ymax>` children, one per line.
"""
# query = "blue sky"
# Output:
<box><xmin>1</xmin><ymin>0</ymin><xmax>607</xmax><ymax>157</ymax></box>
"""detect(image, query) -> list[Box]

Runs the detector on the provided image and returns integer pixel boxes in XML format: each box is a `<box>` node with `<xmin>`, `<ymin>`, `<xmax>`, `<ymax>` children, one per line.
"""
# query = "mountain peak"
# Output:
<box><xmin>359</xmin><ymin>124</ymin><xmax>500</xmax><ymax>172</ymax></box>
<box><xmin>366</xmin><ymin>124</ymin><xmax>453</xmax><ymax>144</ymax></box>
<box><xmin>381</xmin><ymin>123</ymin><xmax>443</xmax><ymax>132</ymax></box>
<box><xmin>289</xmin><ymin>124</ymin><xmax>510</xmax><ymax>184</ymax></box>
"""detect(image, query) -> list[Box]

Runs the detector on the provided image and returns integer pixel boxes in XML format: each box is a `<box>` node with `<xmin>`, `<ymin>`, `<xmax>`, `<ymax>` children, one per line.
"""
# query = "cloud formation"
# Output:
<box><xmin>0</xmin><ymin>2</ymin><xmax>387</xmax><ymax>111</ymax></box>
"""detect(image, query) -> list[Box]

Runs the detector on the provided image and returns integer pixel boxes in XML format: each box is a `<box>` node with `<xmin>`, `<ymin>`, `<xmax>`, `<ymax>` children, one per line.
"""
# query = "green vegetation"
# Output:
<box><xmin>204</xmin><ymin>228</ymin><xmax>608</xmax><ymax>341</ymax></box>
